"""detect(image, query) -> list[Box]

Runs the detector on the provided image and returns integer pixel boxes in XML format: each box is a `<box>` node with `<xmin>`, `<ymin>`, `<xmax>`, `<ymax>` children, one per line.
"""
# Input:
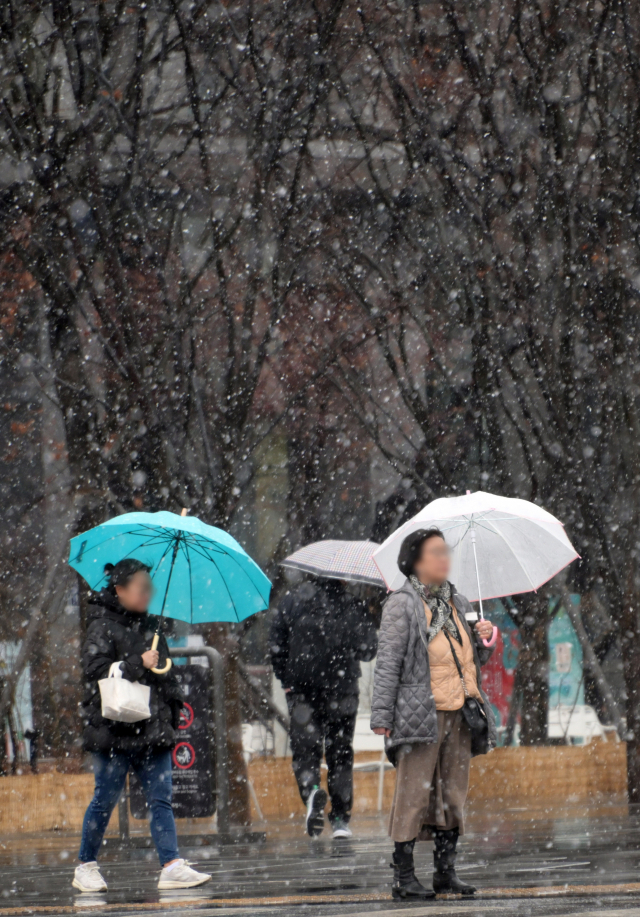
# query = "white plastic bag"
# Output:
<box><xmin>99</xmin><ymin>662</ymin><xmax>151</xmax><ymax>723</ymax></box>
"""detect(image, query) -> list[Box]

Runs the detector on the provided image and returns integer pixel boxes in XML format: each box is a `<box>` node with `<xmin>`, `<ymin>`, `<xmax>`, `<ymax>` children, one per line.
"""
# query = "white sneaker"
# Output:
<box><xmin>332</xmin><ymin>819</ymin><xmax>353</xmax><ymax>839</ymax></box>
<box><xmin>157</xmin><ymin>859</ymin><xmax>212</xmax><ymax>889</ymax></box>
<box><xmin>72</xmin><ymin>862</ymin><xmax>108</xmax><ymax>892</ymax></box>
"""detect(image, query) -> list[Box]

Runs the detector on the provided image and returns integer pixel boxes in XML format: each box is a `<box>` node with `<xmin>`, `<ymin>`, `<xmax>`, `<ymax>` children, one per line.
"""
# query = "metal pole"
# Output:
<box><xmin>237</xmin><ymin>660</ymin><xmax>290</xmax><ymax>731</ymax></box>
<box><xmin>210</xmin><ymin>649</ymin><xmax>230</xmax><ymax>837</ymax></box>
<box><xmin>169</xmin><ymin>646</ymin><xmax>230</xmax><ymax>836</ymax></box>
<box><xmin>158</xmin><ymin>535</ymin><xmax>181</xmax><ymax>622</ymax></box>
<box><xmin>470</xmin><ymin>527</ymin><xmax>485</xmax><ymax>619</ymax></box>
<box><xmin>118</xmin><ymin>784</ymin><xmax>130</xmax><ymax>842</ymax></box>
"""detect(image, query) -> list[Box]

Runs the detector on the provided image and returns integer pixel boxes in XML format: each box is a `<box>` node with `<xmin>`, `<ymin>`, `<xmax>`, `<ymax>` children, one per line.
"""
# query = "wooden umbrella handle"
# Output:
<box><xmin>150</xmin><ymin>632</ymin><xmax>172</xmax><ymax>675</ymax></box>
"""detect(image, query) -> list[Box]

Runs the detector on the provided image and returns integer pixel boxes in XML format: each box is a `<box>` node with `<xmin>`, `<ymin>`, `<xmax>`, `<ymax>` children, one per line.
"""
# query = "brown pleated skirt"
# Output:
<box><xmin>388</xmin><ymin>709</ymin><xmax>471</xmax><ymax>842</ymax></box>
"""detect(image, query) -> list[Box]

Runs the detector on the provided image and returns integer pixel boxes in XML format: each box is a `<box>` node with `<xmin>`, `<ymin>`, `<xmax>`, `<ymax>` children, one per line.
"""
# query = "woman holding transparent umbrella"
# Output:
<box><xmin>371</xmin><ymin>528</ymin><xmax>497</xmax><ymax>900</ymax></box>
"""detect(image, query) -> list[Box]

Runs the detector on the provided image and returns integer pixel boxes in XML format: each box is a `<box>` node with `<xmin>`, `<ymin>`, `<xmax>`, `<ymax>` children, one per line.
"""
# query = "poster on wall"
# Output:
<box><xmin>479</xmin><ymin>595</ymin><xmax>584</xmax><ymax>744</ymax></box>
<box><xmin>548</xmin><ymin>596</ymin><xmax>584</xmax><ymax>709</ymax></box>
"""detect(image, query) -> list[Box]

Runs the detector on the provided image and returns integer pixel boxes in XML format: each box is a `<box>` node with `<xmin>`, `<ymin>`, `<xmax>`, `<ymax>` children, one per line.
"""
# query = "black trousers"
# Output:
<box><xmin>287</xmin><ymin>691</ymin><xmax>358</xmax><ymax>823</ymax></box>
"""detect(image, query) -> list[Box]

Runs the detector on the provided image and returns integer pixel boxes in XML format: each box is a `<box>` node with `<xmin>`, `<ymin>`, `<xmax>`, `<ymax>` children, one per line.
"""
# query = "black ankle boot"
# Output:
<box><xmin>432</xmin><ymin>828</ymin><xmax>476</xmax><ymax>895</ymax></box>
<box><xmin>391</xmin><ymin>840</ymin><xmax>436</xmax><ymax>900</ymax></box>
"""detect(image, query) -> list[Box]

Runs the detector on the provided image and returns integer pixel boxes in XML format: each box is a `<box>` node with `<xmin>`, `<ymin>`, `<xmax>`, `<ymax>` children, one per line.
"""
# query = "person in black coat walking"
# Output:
<box><xmin>270</xmin><ymin>578</ymin><xmax>378</xmax><ymax>838</ymax></box>
<box><xmin>73</xmin><ymin>559</ymin><xmax>211</xmax><ymax>895</ymax></box>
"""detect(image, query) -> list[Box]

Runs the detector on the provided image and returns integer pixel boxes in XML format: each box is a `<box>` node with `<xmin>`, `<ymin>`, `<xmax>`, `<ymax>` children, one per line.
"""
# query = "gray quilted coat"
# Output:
<box><xmin>371</xmin><ymin>580</ymin><xmax>497</xmax><ymax>762</ymax></box>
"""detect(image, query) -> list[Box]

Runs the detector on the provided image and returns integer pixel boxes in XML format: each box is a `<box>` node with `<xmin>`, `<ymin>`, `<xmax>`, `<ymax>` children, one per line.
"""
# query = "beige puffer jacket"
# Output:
<box><xmin>424</xmin><ymin>602</ymin><xmax>483</xmax><ymax>710</ymax></box>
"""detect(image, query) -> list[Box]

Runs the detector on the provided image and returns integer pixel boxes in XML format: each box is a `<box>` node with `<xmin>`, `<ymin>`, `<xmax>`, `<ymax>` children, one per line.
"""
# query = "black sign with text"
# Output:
<box><xmin>129</xmin><ymin>664</ymin><xmax>216</xmax><ymax>818</ymax></box>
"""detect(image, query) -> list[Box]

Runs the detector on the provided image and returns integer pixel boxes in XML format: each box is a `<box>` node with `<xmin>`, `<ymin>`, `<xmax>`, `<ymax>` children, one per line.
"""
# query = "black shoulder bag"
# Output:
<box><xmin>443</xmin><ymin>630</ymin><xmax>489</xmax><ymax>755</ymax></box>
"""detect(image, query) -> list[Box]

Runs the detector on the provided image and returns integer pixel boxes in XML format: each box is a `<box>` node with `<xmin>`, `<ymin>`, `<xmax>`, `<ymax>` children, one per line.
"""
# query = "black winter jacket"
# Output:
<box><xmin>81</xmin><ymin>591</ymin><xmax>184</xmax><ymax>754</ymax></box>
<box><xmin>270</xmin><ymin>580</ymin><xmax>378</xmax><ymax>696</ymax></box>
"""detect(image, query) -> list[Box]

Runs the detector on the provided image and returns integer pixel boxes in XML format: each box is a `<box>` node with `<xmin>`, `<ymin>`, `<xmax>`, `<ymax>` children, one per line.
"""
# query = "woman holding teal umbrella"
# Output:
<box><xmin>69</xmin><ymin>510</ymin><xmax>271</xmax><ymax>896</ymax></box>
<box><xmin>73</xmin><ymin>558</ymin><xmax>212</xmax><ymax>894</ymax></box>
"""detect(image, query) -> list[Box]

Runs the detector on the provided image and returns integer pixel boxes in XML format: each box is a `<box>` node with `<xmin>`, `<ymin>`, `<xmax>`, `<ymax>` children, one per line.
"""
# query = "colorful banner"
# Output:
<box><xmin>548</xmin><ymin>596</ymin><xmax>584</xmax><ymax>709</ymax></box>
<box><xmin>479</xmin><ymin>596</ymin><xmax>584</xmax><ymax>744</ymax></box>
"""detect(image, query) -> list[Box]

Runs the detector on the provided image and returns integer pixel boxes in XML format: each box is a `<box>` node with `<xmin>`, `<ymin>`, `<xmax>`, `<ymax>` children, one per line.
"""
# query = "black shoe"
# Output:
<box><xmin>433</xmin><ymin>870</ymin><xmax>477</xmax><ymax>896</ymax></box>
<box><xmin>432</xmin><ymin>827</ymin><xmax>476</xmax><ymax>896</ymax></box>
<box><xmin>305</xmin><ymin>788</ymin><xmax>327</xmax><ymax>837</ymax></box>
<box><xmin>392</xmin><ymin>867</ymin><xmax>436</xmax><ymax>900</ymax></box>
<box><xmin>391</xmin><ymin>842</ymin><xmax>436</xmax><ymax>900</ymax></box>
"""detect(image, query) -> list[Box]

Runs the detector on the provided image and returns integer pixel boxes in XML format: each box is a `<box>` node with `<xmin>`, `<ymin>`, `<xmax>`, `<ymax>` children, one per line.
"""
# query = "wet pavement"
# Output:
<box><xmin>2</xmin><ymin>809</ymin><xmax>640</xmax><ymax>916</ymax></box>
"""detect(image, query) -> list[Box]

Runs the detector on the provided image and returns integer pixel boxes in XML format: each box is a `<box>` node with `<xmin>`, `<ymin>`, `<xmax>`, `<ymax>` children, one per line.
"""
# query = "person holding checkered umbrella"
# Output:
<box><xmin>272</xmin><ymin>541</ymin><xmax>380</xmax><ymax>838</ymax></box>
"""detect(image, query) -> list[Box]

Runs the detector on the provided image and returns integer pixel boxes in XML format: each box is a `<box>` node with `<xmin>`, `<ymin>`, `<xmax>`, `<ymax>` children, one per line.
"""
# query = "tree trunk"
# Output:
<box><xmin>560</xmin><ymin>589</ymin><xmax>625</xmax><ymax>741</ymax></box>
<box><xmin>580</xmin><ymin>590</ymin><xmax>617</xmax><ymax>723</ymax></box>
<box><xmin>620</xmin><ymin>582</ymin><xmax>640</xmax><ymax>805</ymax></box>
<box><xmin>29</xmin><ymin>611</ymin><xmax>63</xmax><ymax>760</ymax></box>
<box><xmin>199</xmin><ymin>623</ymin><xmax>251</xmax><ymax>827</ymax></box>
<box><xmin>0</xmin><ymin>675</ymin><xmax>7</xmax><ymax>776</ymax></box>
<box><xmin>515</xmin><ymin>593</ymin><xmax>549</xmax><ymax>746</ymax></box>
<box><xmin>33</xmin><ymin>294</ymin><xmax>83</xmax><ymax>760</ymax></box>
<box><xmin>0</xmin><ymin>539</ymin><xmax>72</xmax><ymax>734</ymax></box>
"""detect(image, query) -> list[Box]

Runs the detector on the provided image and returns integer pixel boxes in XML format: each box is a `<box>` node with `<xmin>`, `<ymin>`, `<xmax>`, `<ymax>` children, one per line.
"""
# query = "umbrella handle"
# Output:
<box><xmin>470</xmin><ymin>527</ymin><xmax>498</xmax><ymax>648</ymax></box>
<box><xmin>482</xmin><ymin>626</ymin><xmax>498</xmax><ymax>648</ymax></box>
<box><xmin>150</xmin><ymin>632</ymin><xmax>172</xmax><ymax>675</ymax></box>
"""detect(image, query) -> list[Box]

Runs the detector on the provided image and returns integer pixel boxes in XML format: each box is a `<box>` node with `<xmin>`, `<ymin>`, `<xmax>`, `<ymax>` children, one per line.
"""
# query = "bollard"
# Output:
<box><xmin>168</xmin><ymin>645</ymin><xmax>230</xmax><ymax>836</ymax></box>
<box><xmin>116</xmin><ymin>643</ymin><xmax>230</xmax><ymax>843</ymax></box>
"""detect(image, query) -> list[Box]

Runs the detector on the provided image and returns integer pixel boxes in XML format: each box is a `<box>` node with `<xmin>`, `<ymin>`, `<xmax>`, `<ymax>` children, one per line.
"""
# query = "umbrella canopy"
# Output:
<box><xmin>373</xmin><ymin>491</ymin><xmax>579</xmax><ymax>600</ymax></box>
<box><xmin>282</xmin><ymin>540</ymin><xmax>384</xmax><ymax>587</ymax></box>
<box><xmin>69</xmin><ymin>511</ymin><xmax>271</xmax><ymax>624</ymax></box>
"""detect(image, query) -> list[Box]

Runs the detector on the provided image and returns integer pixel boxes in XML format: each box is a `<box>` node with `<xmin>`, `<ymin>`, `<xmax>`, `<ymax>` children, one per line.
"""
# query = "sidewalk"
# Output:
<box><xmin>1</xmin><ymin>808</ymin><xmax>640</xmax><ymax>916</ymax></box>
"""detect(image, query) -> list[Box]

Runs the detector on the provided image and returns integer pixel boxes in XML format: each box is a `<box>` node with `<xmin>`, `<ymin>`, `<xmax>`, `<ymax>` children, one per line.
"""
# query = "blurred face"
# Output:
<box><xmin>413</xmin><ymin>536</ymin><xmax>451</xmax><ymax>586</ymax></box>
<box><xmin>115</xmin><ymin>571</ymin><xmax>153</xmax><ymax>613</ymax></box>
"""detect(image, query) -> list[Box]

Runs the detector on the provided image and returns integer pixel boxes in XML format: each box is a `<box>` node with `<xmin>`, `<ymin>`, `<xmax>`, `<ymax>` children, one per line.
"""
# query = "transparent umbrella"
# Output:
<box><xmin>373</xmin><ymin>491</ymin><xmax>579</xmax><ymax>646</ymax></box>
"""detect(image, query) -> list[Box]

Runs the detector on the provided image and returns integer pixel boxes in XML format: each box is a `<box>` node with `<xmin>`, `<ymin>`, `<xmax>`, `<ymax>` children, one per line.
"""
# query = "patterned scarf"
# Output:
<box><xmin>409</xmin><ymin>575</ymin><xmax>461</xmax><ymax>644</ymax></box>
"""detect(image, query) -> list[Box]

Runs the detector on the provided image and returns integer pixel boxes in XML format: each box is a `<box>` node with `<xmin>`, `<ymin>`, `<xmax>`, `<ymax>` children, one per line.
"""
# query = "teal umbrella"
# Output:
<box><xmin>69</xmin><ymin>510</ymin><xmax>271</xmax><ymax>674</ymax></box>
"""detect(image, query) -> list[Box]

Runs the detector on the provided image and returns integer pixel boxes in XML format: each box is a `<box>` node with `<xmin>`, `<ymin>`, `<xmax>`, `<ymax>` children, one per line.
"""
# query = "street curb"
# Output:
<box><xmin>4</xmin><ymin>883</ymin><xmax>640</xmax><ymax>916</ymax></box>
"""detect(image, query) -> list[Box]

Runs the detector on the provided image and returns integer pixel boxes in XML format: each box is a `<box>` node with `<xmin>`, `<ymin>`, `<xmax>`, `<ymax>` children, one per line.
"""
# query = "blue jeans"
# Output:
<box><xmin>79</xmin><ymin>749</ymin><xmax>179</xmax><ymax>866</ymax></box>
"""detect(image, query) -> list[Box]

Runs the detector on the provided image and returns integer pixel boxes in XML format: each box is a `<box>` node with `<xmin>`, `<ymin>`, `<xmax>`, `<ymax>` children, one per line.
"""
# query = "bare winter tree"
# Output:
<box><xmin>0</xmin><ymin>0</ymin><xmax>353</xmax><ymax>524</ymax></box>
<box><xmin>5</xmin><ymin>0</ymin><xmax>640</xmax><ymax>806</ymax></box>
<box><xmin>322</xmin><ymin>1</ymin><xmax>640</xmax><ymax>781</ymax></box>
<box><xmin>0</xmin><ymin>0</ymin><xmax>353</xmax><ymax>814</ymax></box>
